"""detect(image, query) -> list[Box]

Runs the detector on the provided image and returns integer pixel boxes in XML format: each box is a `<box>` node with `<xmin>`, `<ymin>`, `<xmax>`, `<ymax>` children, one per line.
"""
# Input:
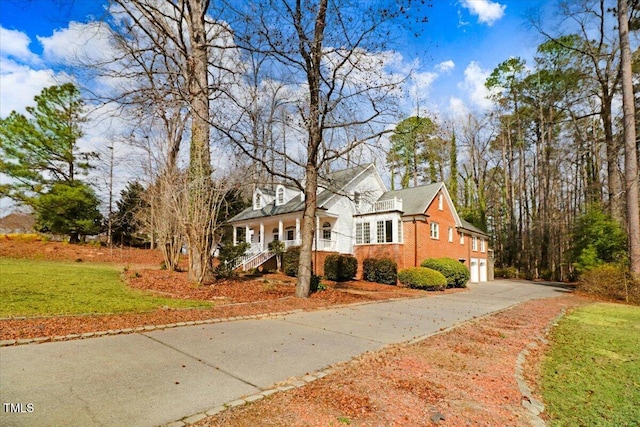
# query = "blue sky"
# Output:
<box><xmin>0</xmin><ymin>0</ymin><xmax>553</xmax><ymax>119</ymax></box>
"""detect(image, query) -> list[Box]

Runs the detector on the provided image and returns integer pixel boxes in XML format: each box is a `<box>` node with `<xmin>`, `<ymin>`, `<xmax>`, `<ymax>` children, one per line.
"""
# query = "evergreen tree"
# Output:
<box><xmin>112</xmin><ymin>181</ymin><xmax>148</xmax><ymax>247</ymax></box>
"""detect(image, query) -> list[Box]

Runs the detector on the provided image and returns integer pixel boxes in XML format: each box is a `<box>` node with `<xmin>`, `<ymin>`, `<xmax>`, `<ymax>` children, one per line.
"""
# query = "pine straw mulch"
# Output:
<box><xmin>194</xmin><ymin>295</ymin><xmax>591</xmax><ymax>427</ymax></box>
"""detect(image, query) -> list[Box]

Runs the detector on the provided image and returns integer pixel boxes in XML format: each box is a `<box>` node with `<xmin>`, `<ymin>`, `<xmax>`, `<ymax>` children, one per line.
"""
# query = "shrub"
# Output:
<box><xmin>420</xmin><ymin>257</ymin><xmax>470</xmax><ymax>288</ymax></box>
<box><xmin>283</xmin><ymin>246</ymin><xmax>300</xmax><ymax>277</ymax></box>
<box><xmin>362</xmin><ymin>257</ymin><xmax>398</xmax><ymax>285</ymax></box>
<box><xmin>580</xmin><ymin>264</ymin><xmax>640</xmax><ymax>304</ymax></box>
<box><xmin>397</xmin><ymin>267</ymin><xmax>447</xmax><ymax>291</ymax></box>
<box><xmin>215</xmin><ymin>242</ymin><xmax>249</xmax><ymax>279</ymax></box>
<box><xmin>324</xmin><ymin>254</ymin><xmax>358</xmax><ymax>282</ymax></box>
<box><xmin>309</xmin><ymin>274</ymin><xmax>324</xmax><ymax>293</ymax></box>
<box><xmin>495</xmin><ymin>266</ymin><xmax>518</xmax><ymax>279</ymax></box>
<box><xmin>362</xmin><ymin>258</ymin><xmax>377</xmax><ymax>282</ymax></box>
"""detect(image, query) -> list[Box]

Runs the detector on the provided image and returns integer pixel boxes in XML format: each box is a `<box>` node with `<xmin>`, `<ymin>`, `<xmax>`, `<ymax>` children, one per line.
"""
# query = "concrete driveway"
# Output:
<box><xmin>0</xmin><ymin>280</ymin><xmax>569</xmax><ymax>427</ymax></box>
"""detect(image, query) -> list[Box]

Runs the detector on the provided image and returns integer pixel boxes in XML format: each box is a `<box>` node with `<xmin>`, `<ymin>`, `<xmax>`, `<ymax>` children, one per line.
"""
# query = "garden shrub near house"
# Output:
<box><xmin>495</xmin><ymin>266</ymin><xmax>518</xmax><ymax>279</ymax></box>
<box><xmin>324</xmin><ymin>254</ymin><xmax>358</xmax><ymax>282</ymax></box>
<box><xmin>397</xmin><ymin>267</ymin><xmax>447</xmax><ymax>291</ymax></box>
<box><xmin>363</xmin><ymin>257</ymin><xmax>397</xmax><ymax>285</ymax></box>
<box><xmin>421</xmin><ymin>257</ymin><xmax>470</xmax><ymax>288</ymax></box>
<box><xmin>283</xmin><ymin>245</ymin><xmax>301</xmax><ymax>277</ymax></box>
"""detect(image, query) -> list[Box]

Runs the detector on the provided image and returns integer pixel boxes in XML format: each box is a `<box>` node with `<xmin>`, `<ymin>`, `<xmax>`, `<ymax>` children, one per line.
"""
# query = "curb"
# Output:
<box><xmin>158</xmin><ymin>367</ymin><xmax>335</xmax><ymax>427</ymax></box>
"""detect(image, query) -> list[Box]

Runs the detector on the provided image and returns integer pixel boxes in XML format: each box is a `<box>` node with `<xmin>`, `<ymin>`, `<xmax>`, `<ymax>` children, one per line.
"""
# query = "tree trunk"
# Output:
<box><xmin>186</xmin><ymin>0</ymin><xmax>214</xmax><ymax>284</ymax></box>
<box><xmin>296</xmin><ymin>164</ymin><xmax>318</xmax><ymax>297</ymax></box>
<box><xmin>618</xmin><ymin>0</ymin><xmax>640</xmax><ymax>276</ymax></box>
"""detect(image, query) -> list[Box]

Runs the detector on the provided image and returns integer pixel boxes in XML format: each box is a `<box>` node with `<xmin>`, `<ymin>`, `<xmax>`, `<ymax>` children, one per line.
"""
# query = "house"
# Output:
<box><xmin>227</xmin><ymin>163</ymin><xmax>491</xmax><ymax>282</ymax></box>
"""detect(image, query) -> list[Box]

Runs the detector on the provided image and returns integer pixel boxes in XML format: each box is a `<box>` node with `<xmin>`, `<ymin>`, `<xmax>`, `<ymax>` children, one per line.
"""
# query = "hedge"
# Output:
<box><xmin>283</xmin><ymin>246</ymin><xmax>300</xmax><ymax>277</ymax></box>
<box><xmin>362</xmin><ymin>257</ymin><xmax>397</xmax><ymax>285</ymax></box>
<box><xmin>397</xmin><ymin>267</ymin><xmax>447</xmax><ymax>291</ymax></box>
<box><xmin>420</xmin><ymin>257</ymin><xmax>470</xmax><ymax>288</ymax></box>
<box><xmin>324</xmin><ymin>254</ymin><xmax>358</xmax><ymax>282</ymax></box>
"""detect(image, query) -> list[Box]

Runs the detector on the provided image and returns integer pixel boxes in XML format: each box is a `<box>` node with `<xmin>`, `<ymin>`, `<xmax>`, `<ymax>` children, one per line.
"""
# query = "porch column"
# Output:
<box><xmin>232</xmin><ymin>225</ymin><xmax>237</xmax><ymax>245</ymax></box>
<box><xmin>295</xmin><ymin>217</ymin><xmax>300</xmax><ymax>243</ymax></box>
<box><xmin>259</xmin><ymin>222</ymin><xmax>265</xmax><ymax>251</ymax></box>
<box><xmin>245</xmin><ymin>225</ymin><xmax>251</xmax><ymax>244</ymax></box>
<box><xmin>278</xmin><ymin>220</ymin><xmax>283</xmax><ymax>241</ymax></box>
<box><xmin>315</xmin><ymin>216</ymin><xmax>320</xmax><ymax>250</ymax></box>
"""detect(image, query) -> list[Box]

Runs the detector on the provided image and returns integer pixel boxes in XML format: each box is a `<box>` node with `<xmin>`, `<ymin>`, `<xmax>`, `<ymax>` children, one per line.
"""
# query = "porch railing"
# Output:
<box><xmin>359</xmin><ymin>197</ymin><xmax>403</xmax><ymax>214</ymax></box>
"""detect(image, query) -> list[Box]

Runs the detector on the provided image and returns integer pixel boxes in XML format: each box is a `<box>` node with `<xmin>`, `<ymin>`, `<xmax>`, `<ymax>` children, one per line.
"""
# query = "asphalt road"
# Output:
<box><xmin>0</xmin><ymin>279</ymin><xmax>569</xmax><ymax>427</ymax></box>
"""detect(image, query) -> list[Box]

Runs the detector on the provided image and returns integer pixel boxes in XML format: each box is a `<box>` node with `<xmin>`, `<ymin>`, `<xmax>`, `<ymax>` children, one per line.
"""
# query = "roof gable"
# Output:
<box><xmin>377</xmin><ymin>183</ymin><xmax>462</xmax><ymax>225</ymax></box>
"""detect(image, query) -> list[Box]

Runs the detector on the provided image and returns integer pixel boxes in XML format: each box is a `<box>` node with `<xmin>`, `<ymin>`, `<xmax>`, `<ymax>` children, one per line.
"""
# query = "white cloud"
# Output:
<box><xmin>0</xmin><ymin>27</ymin><xmax>41</xmax><ymax>64</ymax></box>
<box><xmin>436</xmin><ymin>60</ymin><xmax>455</xmax><ymax>73</ymax></box>
<box><xmin>448</xmin><ymin>96</ymin><xmax>469</xmax><ymax>119</ymax></box>
<box><xmin>38</xmin><ymin>21</ymin><xmax>114</xmax><ymax>65</ymax></box>
<box><xmin>460</xmin><ymin>0</ymin><xmax>506</xmax><ymax>26</ymax></box>
<box><xmin>458</xmin><ymin>61</ymin><xmax>495</xmax><ymax>110</ymax></box>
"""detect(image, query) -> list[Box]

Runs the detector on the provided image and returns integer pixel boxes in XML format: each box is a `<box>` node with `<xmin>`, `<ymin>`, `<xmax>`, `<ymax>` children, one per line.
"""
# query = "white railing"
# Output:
<box><xmin>360</xmin><ymin>197</ymin><xmax>402</xmax><ymax>214</ymax></box>
<box><xmin>243</xmin><ymin>251</ymin><xmax>275</xmax><ymax>270</ymax></box>
<box><xmin>283</xmin><ymin>239</ymin><xmax>301</xmax><ymax>249</ymax></box>
<box><xmin>315</xmin><ymin>238</ymin><xmax>335</xmax><ymax>251</ymax></box>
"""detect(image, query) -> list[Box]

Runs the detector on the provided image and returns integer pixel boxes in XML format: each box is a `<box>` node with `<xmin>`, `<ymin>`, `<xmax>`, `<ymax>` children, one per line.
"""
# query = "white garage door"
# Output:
<box><xmin>470</xmin><ymin>258</ymin><xmax>479</xmax><ymax>283</ymax></box>
<box><xmin>479</xmin><ymin>259</ymin><xmax>487</xmax><ymax>282</ymax></box>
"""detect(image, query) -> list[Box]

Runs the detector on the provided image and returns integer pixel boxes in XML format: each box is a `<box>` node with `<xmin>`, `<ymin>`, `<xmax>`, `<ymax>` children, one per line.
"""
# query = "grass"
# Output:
<box><xmin>541</xmin><ymin>303</ymin><xmax>640</xmax><ymax>427</ymax></box>
<box><xmin>0</xmin><ymin>258</ymin><xmax>211</xmax><ymax>317</ymax></box>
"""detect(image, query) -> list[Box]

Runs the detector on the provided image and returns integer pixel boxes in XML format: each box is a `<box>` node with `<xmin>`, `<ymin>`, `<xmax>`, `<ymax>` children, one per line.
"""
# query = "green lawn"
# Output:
<box><xmin>541</xmin><ymin>303</ymin><xmax>640</xmax><ymax>427</ymax></box>
<box><xmin>0</xmin><ymin>258</ymin><xmax>211</xmax><ymax>317</ymax></box>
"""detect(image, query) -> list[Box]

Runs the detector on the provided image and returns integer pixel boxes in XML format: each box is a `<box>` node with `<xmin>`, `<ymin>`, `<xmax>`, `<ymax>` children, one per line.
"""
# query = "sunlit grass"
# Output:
<box><xmin>541</xmin><ymin>303</ymin><xmax>640</xmax><ymax>427</ymax></box>
<box><xmin>0</xmin><ymin>258</ymin><xmax>210</xmax><ymax>317</ymax></box>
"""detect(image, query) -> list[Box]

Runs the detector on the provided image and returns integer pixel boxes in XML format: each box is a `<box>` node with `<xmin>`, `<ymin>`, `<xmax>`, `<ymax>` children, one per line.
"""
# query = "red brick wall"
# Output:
<box><xmin>353</xmin><ymin>244</ymin><xmax>402</xmax><ymax>278</ymax></box>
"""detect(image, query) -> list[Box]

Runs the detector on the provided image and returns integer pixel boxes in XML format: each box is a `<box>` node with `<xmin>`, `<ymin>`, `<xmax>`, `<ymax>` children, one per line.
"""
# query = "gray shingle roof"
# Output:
<box><xmin>377</xmin><ymin>183</ymin><xmax>442</xmax><ymax>215</ymax></box>
<box><xmin>459</xmin><ymin>219</ymin><xmax>489</xmax><ymax>236</ymax></box>
<box><xmin>228</xmin><ymin>164</ymin><xmax>371</xmax><ymax>223</ymax></box>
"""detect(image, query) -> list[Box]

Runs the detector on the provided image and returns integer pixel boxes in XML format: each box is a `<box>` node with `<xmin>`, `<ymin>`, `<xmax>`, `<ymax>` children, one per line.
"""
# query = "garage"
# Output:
<box><xmin>470</xmin><ymin>258</ymin><xmax>479</xmax><ymax>283</ymax></box>
<box><xmin>479</xmin><ymin>259</ymin><xmax>487</xmax><ymax>282</ymax></box>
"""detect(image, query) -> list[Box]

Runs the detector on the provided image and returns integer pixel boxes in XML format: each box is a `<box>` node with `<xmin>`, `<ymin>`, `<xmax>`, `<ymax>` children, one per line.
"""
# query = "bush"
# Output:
<box><xmin>362</xmin><ymin>257</ymin><xmax>397</xmax><ymax>285</ymax></box>
<box><xmin>324</xmin><ymin>254</ymin><xmax>358</xmax><ymax>282</ymax></box>
<box><xmin>283</xmin><ymin>246</ymin><xmax>300</xmax><ymax>277</ymax></box>
<box><xmin>580</xmin><ymin>264</ymin><xmax>640</xmax><ymax>304</ymax></box>
<box><xmin>309</xmin><ymin>274</ymin><xmax>325</xmax><ymax>293</ymax></box>
<box><xmin>420</xmin><ymin>257</ymin><xmax>470</xmax><ymax>288</ymax></box>
<box><xmin>362</xmin><ymin>258</ymin><xmax>377</xmax><ymax>282</ymax></box>
<box><xmin>495</xmin><ymin>266</ymin><xmax>518</xmax><ymax>279</ymax></box>
<box><xmin>397</xmin><ymin>267</ymin><xmax>447</xmax><ymax>291</ymax></box>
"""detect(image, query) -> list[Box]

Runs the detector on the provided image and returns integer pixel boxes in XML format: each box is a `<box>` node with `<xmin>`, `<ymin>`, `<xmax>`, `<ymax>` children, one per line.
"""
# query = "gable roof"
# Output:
<box><xmin>377</xmin><ymin>183</ymin><xmax>442</xmax><ymax>216</ymax></box>
<box><xmin>228</xmin><ymin>163</ymin><xmax>375</xmax><ymax>223</ymax></box>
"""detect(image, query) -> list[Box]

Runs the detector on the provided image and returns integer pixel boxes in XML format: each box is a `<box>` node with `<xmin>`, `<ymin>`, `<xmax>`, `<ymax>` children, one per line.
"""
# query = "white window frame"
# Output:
<box><xmin>363</xmin><ymin>222</ymin><xmax>371</xmax><ymax>244</ymax></box>
<box><xmin>276</xmin><ymin>186</ymin><xmax>285</xmax><ymax>206</ymax></box>
<box><xmin>430</xmin><ymin>222</ymin><xmax>439</xmax><ymax>239</ymax></box>
<box><xmin>460</xmin><ymin>232</ymin><xmax>464</xmax><ymax>245</ymax></box>
<box><xmin>472</xmin><ymin>236</ymin><xmax>478</xmax><ymax>251</ymax></box>
<box><xmin>322</xmin><ymin>222</ymin><xmax>332</xmax><ymax>240</ymax></box>
<box><xmin>397</xmin><ymin>219</ymin><xmax>403</xmax><ymax>243</ymax></box>
<box><xmin>254</xmin><ymin>192</ymin><xmax>261</xmax><ymax>209</ymax></box>
<box><xmin>480</xmin><ymin>238</ymin><xmax>486</xmax><ymax>253</ymax></box>
<box><xmin>376</xmin><ymin>220</ymin><xmax>385</xmax><ymax>243</ymax></box>
<box><xmin>448</xmin><ymin>227</ymin><xmax>453</xmax><ymax>243</ymax></box>
<box><xmin>438</xmin><ymin>193</ymin><xmax>443</xmax><ymax>210</ymax></box>
<box><xmin>355</xmin><ymin>223</ymin><xmax>363</xmax><ymax>244</ymax></box>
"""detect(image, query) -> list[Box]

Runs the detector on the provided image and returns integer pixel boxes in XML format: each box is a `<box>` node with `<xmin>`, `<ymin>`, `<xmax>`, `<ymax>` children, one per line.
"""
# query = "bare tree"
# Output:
<box><xmin>221</xmin><ymin>0</ymin><xmax>419</xmax><ymax>297</ymax></box>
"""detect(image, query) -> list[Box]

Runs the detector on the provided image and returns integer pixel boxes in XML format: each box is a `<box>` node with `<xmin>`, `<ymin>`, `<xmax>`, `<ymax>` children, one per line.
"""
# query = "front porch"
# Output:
<box><xmin>231</xmin><ymin>215</ymin><xmax>337</xmax><ymax>271</ymax></box>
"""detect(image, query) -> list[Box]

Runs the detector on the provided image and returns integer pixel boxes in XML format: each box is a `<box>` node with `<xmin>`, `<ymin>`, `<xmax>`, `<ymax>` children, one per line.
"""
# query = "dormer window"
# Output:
<box><xmin>354</xmin><ymin>192</ymin><xmax>361</xmax><ymax>209</ymax></box>
<box><xmin>276</xmin><ymin>186</ymin><xmax>285</xmax><ymax>206</ymax></box>
<box><xmin>254</xmin><ymin>191</ymin><xmax>262</xmax><ymax>210</ymax></box>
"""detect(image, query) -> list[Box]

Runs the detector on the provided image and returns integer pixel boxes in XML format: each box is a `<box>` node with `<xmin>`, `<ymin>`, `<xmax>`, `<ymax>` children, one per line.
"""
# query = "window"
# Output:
<box><xmin>272</xmin><ymin>228</ymin><xmax>279</xmax><ymax>241</ymax></box>
<box><xmin>356</xmin><ymin>223</ymin><xmax>363</xmax><ymax>244</ymax></box>
<box><xmin>363</xmin><ymin>222</ymin><xmax>371</xmax><ymax>243</ymax></box>
<box><xmin>438</xmin><ymin>193</ymin><xmax>443</xmax><ymax>210</ymax></box>
<box><xmin>397</xmin><ymin>219</ymin><xmax>403</xmax><ymax>243</ymax></box>
<box><xmin>286</xmin><ymin>227</ymin><xmax>295</xmax><ymax>241</ymax></box>
<box><xmin>472</xmin><ymin>236</ymin><xmax>478</xmax><ymax>251</ymax></box>
<box><xmin>322</xmin><ymin>222</ymin><xmax>332</xmax><ymax>240</ymax></box>
<box><xmin>480</xmin><ymin>239</ymin><xmax>486</xmax><ymax>253</ymax></box>
<box><xmin>254</xmin><ymin>192</ymin><xmax>261</xmax><ymax>209</ymax></box>
<box><xmin>236</xmin><ymin>227</ymin><xmax>246</xmax><ymax>243</ymax></box>
<box><xmin>448</xmin><ymin>227</ymin><xmax>453</xmax><ymax>242</ymax></box>
<box><xmin>430</xmin><ymin>222</ymin><xmax>439</xmax><ymax>239</ymax></box>
<box><xmin>376</xmin><ymin>220</ymin><xmax>394</xmax><ymax>243</ymax></box>
<box><xmin>460</xmin><ymin>232</ymin><xmax>464</xmax><ymax>245</ymax></box>
<box><xmin>276</xmin><ymin>186</ymin><xmax>285</xmax><ymax>205</ymax></box>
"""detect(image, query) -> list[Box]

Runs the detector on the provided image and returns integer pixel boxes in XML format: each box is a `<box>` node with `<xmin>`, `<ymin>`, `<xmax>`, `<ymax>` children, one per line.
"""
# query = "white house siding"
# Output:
<box><xmin>321</xmin><ymin>167</ymin><xmax>386</xmax><ymax>255</ymax></box>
